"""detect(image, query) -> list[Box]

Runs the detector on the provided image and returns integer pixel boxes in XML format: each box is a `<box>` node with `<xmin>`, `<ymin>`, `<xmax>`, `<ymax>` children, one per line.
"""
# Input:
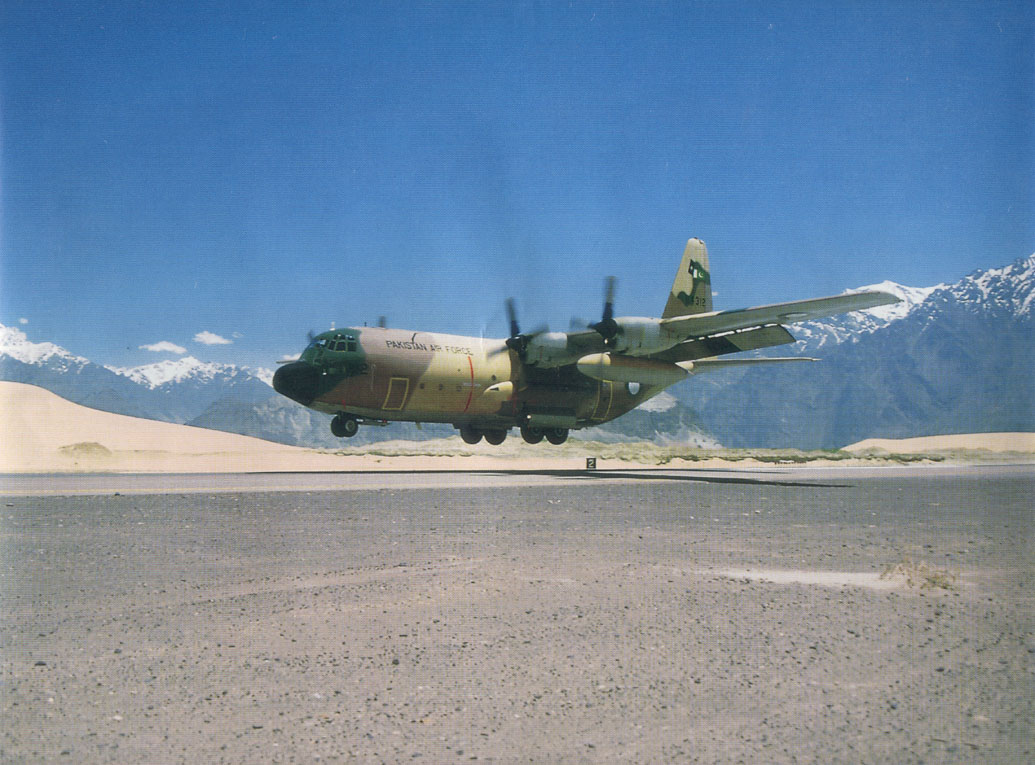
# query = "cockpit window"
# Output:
<box><xmin>322</xmin><ymin>335</ymin><xmax>357</xmax><ymax>353</ymax></box>
<box><xmin>308</xmin><ymin>334</ymin><xmax>357</xmax><ymax>354</ymax></box>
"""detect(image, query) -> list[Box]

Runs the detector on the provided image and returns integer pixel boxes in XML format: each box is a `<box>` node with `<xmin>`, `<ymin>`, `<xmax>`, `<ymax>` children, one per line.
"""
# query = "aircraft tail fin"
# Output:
<box><xmin>662</xmin><ymin>238</ymin><xmax>712</xmax><ymax>319</ymax></box>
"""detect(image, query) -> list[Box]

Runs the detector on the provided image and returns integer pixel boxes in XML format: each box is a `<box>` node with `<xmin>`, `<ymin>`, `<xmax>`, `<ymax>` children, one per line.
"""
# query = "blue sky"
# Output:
<box><xmin>1</xmin><ymin>1</ymin><xmax>1031</xmax><ymax>370</ymax></box>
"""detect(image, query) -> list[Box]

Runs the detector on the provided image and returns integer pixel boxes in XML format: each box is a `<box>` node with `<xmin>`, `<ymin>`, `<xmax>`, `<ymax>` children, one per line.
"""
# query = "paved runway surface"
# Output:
<box><xmin>3</xmin><ymin>466</ymin><xmax>1033</xmax><ymax>762</ymax></box>
<box><xmin>4</xmin><ymin>463</ymin><xmax>1032</xmax><ymax>496</ymax></box>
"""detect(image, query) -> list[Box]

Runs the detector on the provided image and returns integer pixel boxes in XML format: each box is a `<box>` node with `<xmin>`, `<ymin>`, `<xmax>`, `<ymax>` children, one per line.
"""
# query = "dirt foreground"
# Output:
<box><xmin>2</xmin><ymin>467</ymin><xmax>1033</xmax><ymax>763</ymax></box>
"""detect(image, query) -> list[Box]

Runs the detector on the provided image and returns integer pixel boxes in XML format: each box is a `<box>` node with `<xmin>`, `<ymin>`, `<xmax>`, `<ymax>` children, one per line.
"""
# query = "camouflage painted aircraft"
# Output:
<box><xmin>272</xmin><ymin>238</ymin><xmax>899</xmax><ymax>445</ymax></box>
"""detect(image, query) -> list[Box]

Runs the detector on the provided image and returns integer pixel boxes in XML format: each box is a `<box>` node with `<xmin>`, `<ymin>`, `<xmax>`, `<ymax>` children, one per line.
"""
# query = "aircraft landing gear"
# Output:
<box><xmin>331</xmin><ymin>413</ymin><xmax>359</xmax><ymax>438</ymax></box>
<box><xmin>459</xmin><ymin>425</ymin><xmax>509</xmax><ymax>445</ymax></box>
<box><xmin>545</xmin><ymin>428</ymin><xmax>569</xmax><ymax>445</ymax></box>
<box><xmin>459</xmin><ymin>425</ymin><xmax>483</xmax><ymax>445</ymax></box>
<box><xmin>484</xmin><ymin>429</ymin><xmax>508</xmax><ymax>445</ymax></box>
<box><xmin>520</xmin><ymin>425</ymin><xmax>544</xmax><ymax>444</ymax></box>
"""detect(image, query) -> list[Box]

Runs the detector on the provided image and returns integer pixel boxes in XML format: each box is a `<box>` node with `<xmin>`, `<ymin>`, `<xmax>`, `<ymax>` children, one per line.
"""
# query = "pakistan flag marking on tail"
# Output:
<box><xmin>678</xmin><ymin>259</ymin><xmax>711</xmax><ymax>306</ymax></box>
<box><xmin>662</xmin><ymin>238</ymin><xmax>713</xmax><ymax>319</ymax></box>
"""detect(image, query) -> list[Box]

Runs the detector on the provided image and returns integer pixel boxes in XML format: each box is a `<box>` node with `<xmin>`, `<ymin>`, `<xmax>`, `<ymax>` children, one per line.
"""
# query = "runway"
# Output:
<box><xmin>3</xmin><ymin>462</ymin><xmax>1030</xmax><ymax>496</ymax></box>
<box><xmin>2</xmin><ymin>465</ymin><xmax>1032</xmax><ymax>762</ymax></box>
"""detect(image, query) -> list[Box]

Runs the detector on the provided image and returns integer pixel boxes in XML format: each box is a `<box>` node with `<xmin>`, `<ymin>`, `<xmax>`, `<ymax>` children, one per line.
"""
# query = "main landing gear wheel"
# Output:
<box><xmin>520</xmin><ymin>426</ymin><xmax>544</xmax><ymax>444</ymax></box>
<box><xmin>545</xmin><ymin>428</ymin><xmax>569</xmax><ymax>445</ymax></box>
<box><xmin>484</xmin><ymin>429</ymin><xmax>508</xmax><ymax>445</ymax></box>
<box><xmin>459</xmin><ymin>425</ymin><xmax>483</xmax><ymax>445</ymax></box>
<box><xmin>331</xmin><ymin>414</ymin><xmax>359</xmax><ymax>438</ymax></box>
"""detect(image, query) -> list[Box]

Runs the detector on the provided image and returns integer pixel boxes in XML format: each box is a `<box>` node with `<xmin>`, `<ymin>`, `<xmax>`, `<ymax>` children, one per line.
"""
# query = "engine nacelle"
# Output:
<box><xmin>524</xmin><ymin>332</ymin><xmax>580</xmax><ymax>367</ymax></box>
<box><xmin>609</xmin><ymin>317</ymin><xmax>681</xmax><ymax>356</ymax></box>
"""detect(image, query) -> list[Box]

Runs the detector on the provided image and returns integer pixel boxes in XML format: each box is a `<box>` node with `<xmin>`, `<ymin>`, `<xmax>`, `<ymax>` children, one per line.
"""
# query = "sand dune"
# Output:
<box><xmin>0</xmin><ymin>381</ymin><xmax>344</xmax><ymax>473</ymax></box>
<box><xmin>3</xmin><ymin>381</ymin><xmax>1031</xmax><ymax>474</ymax></box>
<box><xmin>0</xmin><ymin>382</ymin><xmax>595</xmax><ymax>474</ymax></box>
<box><xmin>844</xmin><ymin>431</ymin><xmax>1035</xmax><ymax>454</ymax></box>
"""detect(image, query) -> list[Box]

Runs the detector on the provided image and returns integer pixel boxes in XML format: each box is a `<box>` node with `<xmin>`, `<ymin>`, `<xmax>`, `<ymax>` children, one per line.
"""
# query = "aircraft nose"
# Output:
<box><xmin>272</xmin><ymin>361</ymin><xmax>321</xmax><ymax>406</ymax></box>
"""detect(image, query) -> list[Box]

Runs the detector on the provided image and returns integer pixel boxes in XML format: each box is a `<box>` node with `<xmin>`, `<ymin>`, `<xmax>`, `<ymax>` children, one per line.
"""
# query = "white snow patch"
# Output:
<box><xmin>846</xmin><ymin>281</ymin><xmax>939</xmax><ymax>323</ymax></box>
<box><xmin>635</xmin><ymin>391</ymin><xmax>678</xmax><ymax>413</ymax></box>
<box><xmin>109</xmin><ymin>356</ymin><xmax>231</xmax><ymax>388</ymax></box>
<box><xmin>253</xmin><ymin>367</ymin><xmax>276</xmax><ymax>387</ymax></box>
<box><xmin>0</xmin><ymin>324</ymin><xmax>89</xmax><ymax>367</ymax></box>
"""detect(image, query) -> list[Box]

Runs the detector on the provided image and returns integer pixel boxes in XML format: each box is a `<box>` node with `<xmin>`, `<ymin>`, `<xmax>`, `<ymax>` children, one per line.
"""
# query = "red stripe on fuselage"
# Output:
<box><xmin>463</xmin><ymin>355</ymin><xmax>474</xmax><ymax>413</ymax></box>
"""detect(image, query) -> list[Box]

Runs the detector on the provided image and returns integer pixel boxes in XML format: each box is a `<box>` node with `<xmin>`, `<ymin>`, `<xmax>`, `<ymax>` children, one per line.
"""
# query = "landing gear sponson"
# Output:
<box><xmin>330</xmin><ymin>414</ymin><xmax>569</xmax><ymax>445</ymax></box>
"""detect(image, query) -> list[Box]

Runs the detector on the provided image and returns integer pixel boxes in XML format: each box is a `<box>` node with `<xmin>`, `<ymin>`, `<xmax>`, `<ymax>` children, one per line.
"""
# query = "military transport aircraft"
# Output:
<box><xmin>272</xmin><ymin>238</ymin><xmax>899</xmax><ymax>445</ymax></box>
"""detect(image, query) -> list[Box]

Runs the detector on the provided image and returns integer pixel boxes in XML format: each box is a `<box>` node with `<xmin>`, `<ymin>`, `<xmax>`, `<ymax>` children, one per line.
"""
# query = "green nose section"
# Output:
<box><xmin>272</xmin><ymin>361</ymin><xmax>322</xmax><ymax>406</ymax></box>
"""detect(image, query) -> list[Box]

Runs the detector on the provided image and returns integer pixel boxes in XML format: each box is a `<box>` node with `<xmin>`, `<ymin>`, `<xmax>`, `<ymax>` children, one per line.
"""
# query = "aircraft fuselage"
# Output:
<box><xmin>273</xmin><ymin>326</ymin><xmax>660</xmax><ymax>437</ymax></box>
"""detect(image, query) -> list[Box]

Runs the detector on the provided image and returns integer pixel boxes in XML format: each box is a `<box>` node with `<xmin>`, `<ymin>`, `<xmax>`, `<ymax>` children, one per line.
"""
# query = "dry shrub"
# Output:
<box><xmin>880</xmin><ymin>557</ymin><xmax>959</xmax><ymax>590</ymax></box>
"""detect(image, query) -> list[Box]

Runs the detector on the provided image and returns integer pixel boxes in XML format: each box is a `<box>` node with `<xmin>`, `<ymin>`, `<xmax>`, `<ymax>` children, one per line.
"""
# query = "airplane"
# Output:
<box><xmin>272</xmin><ymin>238</ymin><xmax>899</xmax><ymax>445</ymax></box>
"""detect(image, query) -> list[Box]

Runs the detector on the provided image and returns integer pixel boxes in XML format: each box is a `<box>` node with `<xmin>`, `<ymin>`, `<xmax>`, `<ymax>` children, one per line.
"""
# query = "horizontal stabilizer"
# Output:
<box><xmin>662</xmin><ymin>290</ymin><xmax>900</xmax><ymax>339</ymax></box>
<box><xmin>677</xmin><ymin>357</ymin><xmax>817</xmax><ymax>375</ymax></box>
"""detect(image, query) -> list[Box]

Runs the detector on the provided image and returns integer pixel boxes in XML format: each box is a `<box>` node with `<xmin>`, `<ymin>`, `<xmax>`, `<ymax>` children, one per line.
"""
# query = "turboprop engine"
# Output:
<box><xmin>576</xmin><ymin>353</ymin><xmax>689</xmax><ymax>386</ymax></box>
<box><xmin>603</xmin><ymin>317</ymin><xmax>681</xmax><ymax>356</ymax></box>
<box><xmin>523</xmin><ymin>331</ymin><xmax>580</xmax><ymax>366</ymax></box>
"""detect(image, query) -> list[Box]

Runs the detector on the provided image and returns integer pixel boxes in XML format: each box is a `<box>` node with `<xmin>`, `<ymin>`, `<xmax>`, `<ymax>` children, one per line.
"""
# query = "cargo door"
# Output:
<box><xmin>382</xmin><ymin>376</ymin><xmax>410</xmax><ymax>411</ymax></box>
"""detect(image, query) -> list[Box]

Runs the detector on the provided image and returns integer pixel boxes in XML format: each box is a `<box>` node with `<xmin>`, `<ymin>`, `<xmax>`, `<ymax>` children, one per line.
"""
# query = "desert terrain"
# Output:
<box><xmin>2</xmin><ymin>381</ymin><xmax>1032</xmax><ymax>475</ymax></box>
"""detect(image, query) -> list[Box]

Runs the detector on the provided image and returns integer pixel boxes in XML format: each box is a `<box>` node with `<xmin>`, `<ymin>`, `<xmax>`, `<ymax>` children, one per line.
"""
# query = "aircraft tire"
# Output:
<box><xmin>545</xmin><ymin>428</ymin><xmax>569</xmax><ymax>445</ymax></box>
<box><xmin>331</xmin><ymin>414</ymin><xmax>359</xmax><ymax>438</ymax></box>
<box><xmin>484</xmin><ymin>429</ymin><xmax>508</xmax><ymax>446</ymax></box>
<box><xmin>459</xmin><ymin>426</ymin><xmax>483</xmax><ymax>445</ymax></box>
<box><xmin>520</xmin><ymin>426</ymin><xmax>544</xmax><ymax>444</ymax></box>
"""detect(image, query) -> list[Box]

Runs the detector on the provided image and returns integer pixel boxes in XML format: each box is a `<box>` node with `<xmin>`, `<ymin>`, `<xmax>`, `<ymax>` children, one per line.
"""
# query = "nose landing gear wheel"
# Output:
<box><xmin>459</xmin><ymin>426</ymin><xmax>483</xmax><ymax>444</ymax></box>
<box><xmin>331</xmin><ymin>414</ymin><xmax>359</xmax><ymax>438</ymax></box>
<box><xmin>520</xmin><ymin>426</ymin><xmax>544</xmax><ymax>444</ymax></box>
<box><xmin>545</xmin><ymin>428</ymin><xmax>569</xmax><ymax>445</ymax></box>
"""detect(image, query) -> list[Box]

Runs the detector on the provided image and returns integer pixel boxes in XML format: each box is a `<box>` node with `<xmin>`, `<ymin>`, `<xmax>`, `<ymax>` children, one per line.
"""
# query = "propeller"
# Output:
<box><xmin>377</xmin><ymin>316</ymin><xmax>387</xmax><ymax>329</ymax></box>
<box><xmin>588</xmin><ymin>276</ymin><xmax>619</xmax><ymax>344</ymax></box>
<box><xmin>569</xmin><ymin>316</ymin><xmax>590</xmax><ymax>331</ymax></box>
<box><xmin>488</xmin><ymin>298</ymin><xmax>548</xmax><ymax>357</ymax></box>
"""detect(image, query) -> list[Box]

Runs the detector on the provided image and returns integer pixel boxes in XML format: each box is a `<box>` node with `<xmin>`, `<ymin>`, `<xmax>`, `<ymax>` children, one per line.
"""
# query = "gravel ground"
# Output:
<box><xmin>2</xmin><ymin>468</ymin><xmax>1033</xmax><ymax>763</ymax></box>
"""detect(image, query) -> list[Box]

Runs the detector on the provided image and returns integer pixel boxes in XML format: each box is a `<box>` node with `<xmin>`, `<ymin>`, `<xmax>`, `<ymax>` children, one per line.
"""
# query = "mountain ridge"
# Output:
<box><xmin>3</xmin><ymin>253</ymin><xmax>1032</xmax><ymax>448</ymax></box>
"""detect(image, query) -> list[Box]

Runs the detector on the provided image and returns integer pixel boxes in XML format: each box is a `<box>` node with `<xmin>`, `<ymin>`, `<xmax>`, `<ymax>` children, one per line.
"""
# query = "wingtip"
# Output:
<box><xmin>853</xmin><ymin>289</ymin><xmax>903</xmax><ymax>307</ymax></box>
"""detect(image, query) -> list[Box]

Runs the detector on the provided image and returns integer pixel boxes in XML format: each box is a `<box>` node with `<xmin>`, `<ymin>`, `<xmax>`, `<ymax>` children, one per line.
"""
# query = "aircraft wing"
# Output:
<box><xmin>649</xmin><ymin>324</ymin><xmax>796</xmax><ymax>363</ymax></box>
<box><xmin>660</xmin><ymin>290</ymin><xmax>900</xmax><ymax>339</ymax></box>
<box><xmin>564</xmin><ymin>329</ymin><xmax>609</xmax><ymax>354</ymax></box>
<box><xmin>680</xmin><ymin>357</ymin><xmax>818</xmax><ymax>373</ymax></box>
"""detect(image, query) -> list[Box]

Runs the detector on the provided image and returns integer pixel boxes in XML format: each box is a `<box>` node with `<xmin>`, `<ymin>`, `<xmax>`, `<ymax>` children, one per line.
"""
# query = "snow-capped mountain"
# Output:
<box><xmin>107</xmin><ymin>356</ymin><xmax>237</xmax><ymax>388</ymax></box>
<box><xmin>786</xmin><ymin>281</ymin><xmax>940</xmax><ymax>352</ymax></box>
<box><xmin>1</xmin><ymin>325</ymin><xmax>161</xmax><ymax>420</ymax></box>
<box><xmin>926</xmin><ymin>254</ymin><xmax>1035</xmax><ymax>319</ymax></box>
<box><xmin>682</xmin><ymin>253</ymin><xmax>1035</xmax><ymax>448</ymax></box>
<box><xmin>106</xmin><ymin>356</ymin><xmax>274</xmax><ymax>418</ymax></box>
<box><xmin>3</xmin><ymin>254</ymin><xmax>1032</xmax><ymax>449</ymax></box>
<box><xmin>1</xmin><ymin>326</ymin><xmax>275</xmax><ymax>425</ymax></box>
<box><xmin>0</xmin><ymin>324</ymin><xmax>92</xmax><ymax>371</ymax></box>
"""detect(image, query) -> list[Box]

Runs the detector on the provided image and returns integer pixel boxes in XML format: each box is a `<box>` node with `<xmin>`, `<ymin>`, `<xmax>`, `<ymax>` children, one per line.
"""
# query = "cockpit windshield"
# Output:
<box><xmin>310</xmin><ymin>334</ymin><xmax>357</xmax><ymax>353</ymax></box>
